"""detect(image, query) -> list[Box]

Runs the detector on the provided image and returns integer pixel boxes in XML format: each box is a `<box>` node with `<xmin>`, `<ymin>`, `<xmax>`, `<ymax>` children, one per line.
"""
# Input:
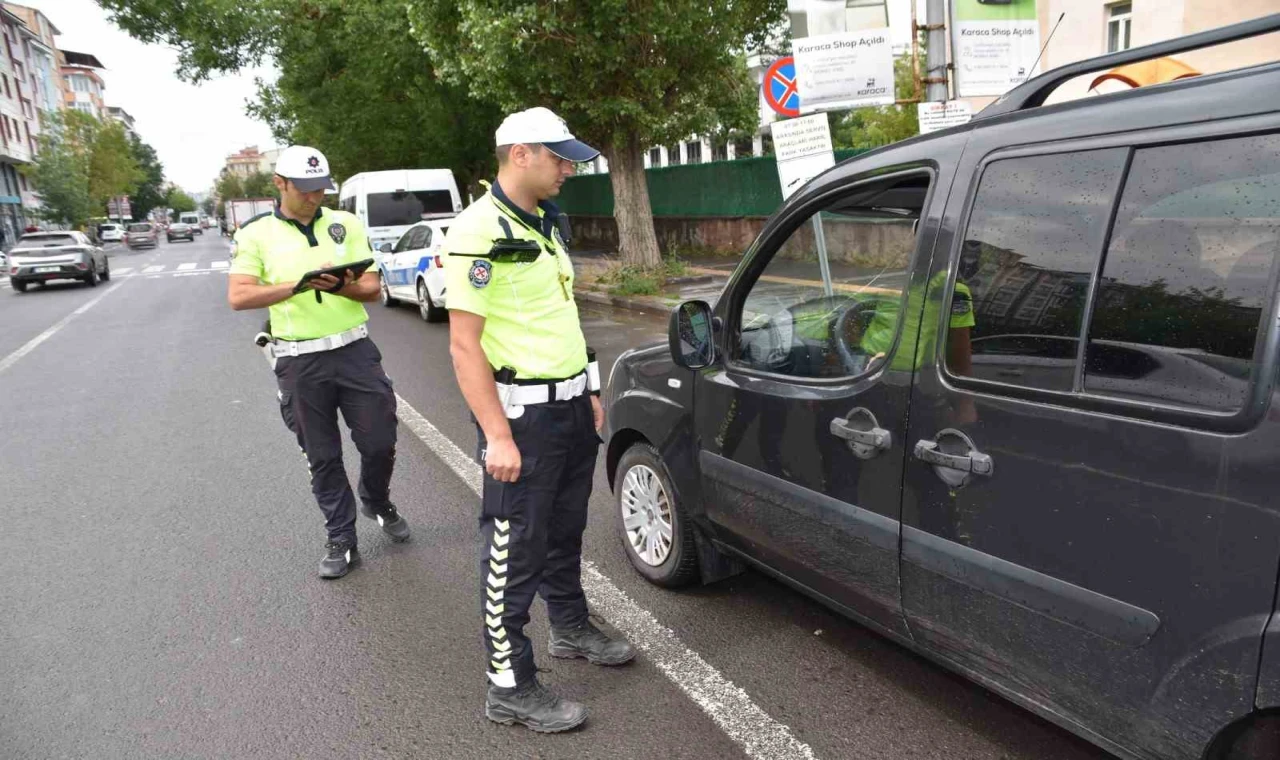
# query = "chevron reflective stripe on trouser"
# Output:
<box><xmin>486</xmin><ymin>518</ymin><xmax>516</xmax><ymax>688</ymax></box>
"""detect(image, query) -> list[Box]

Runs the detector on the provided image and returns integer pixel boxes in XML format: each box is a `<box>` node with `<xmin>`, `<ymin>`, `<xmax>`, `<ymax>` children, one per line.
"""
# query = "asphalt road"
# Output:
<box><xmin>0</xmin><ymin>232</ymin><xmax>1114</xmax><ymax>759</ymax></box>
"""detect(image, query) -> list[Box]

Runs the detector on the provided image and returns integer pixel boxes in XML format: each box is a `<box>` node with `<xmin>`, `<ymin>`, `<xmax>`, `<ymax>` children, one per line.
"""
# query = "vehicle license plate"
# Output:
<box><xmin>35</xmin><ymin>266</ymin><xmax>60</xmax><ymax>273</ymax></box>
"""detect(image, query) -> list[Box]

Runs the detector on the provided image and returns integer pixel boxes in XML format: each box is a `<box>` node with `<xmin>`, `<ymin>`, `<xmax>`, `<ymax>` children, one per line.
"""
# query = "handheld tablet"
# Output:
<box><xmin>292</xmin><ymin>258</ymin><xmax>376</xmax><ymax>294</ymax></box>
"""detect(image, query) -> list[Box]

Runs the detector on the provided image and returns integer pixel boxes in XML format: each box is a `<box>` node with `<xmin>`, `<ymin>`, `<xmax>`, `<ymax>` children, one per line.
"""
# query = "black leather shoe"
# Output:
<box><xmin>318</xmin><ymin>541</ymin><xmax>360</xmax><ymax>579</ymax></box>
<box><xmin>485</xmin><ymin>679</ymin><xmax>587</xmax><ymax>733</ymax></box>
<box><xmin>359</xmin><ymin>502</ymin><xmax>410</xmax><ymax>542</ymax></box>
<box><xmin>549</xmin><ymin>618</ymin><xmax>636</xmax><ymax>666</ymax></box>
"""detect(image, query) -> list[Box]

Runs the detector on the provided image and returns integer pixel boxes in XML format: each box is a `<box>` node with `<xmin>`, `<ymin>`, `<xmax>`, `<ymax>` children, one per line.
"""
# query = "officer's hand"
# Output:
<box><xmin>590</xmin><ymin>396</ymin><xmax>604</xmax><ymax>434</ymax></box>
<box><xmin>306</xmin><ymin>273</ymin><xmax>342</xmax><ymax>291</ymax></box>
<box><xmin>486</xmin><ymin>437</ymin><xmax>522</xmax><ymax>483</ymax></box>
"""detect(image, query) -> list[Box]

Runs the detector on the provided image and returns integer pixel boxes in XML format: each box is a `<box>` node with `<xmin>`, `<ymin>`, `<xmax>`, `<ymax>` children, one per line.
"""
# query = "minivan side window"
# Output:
<box><xmin>734</xmin><ymin>174</ymin><xmax>929</xmax><ymax>379</ymax></box>
<box><xmin>1084</xmin><ymin>134</ymin><xmax>1280</xmax><ymax>412</ymax></box>
<box><xmin>948</xmin><ymin>149</ymin><xmax>1127</xmax><ymax>391</ymax></box>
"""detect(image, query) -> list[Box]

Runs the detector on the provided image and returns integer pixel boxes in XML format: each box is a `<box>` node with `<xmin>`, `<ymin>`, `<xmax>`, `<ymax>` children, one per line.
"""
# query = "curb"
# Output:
<box><xmin>574</xmin><ymin>288</ymin><xmax>677</xmax><ymax>314</ymax></box>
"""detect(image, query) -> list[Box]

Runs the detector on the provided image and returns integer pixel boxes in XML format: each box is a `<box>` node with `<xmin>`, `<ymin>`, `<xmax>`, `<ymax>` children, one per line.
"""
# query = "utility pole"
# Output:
<box><xmin>924</xmin><ymin>0</ymin><xmax>949</xmax><ymax>101</ymax></box>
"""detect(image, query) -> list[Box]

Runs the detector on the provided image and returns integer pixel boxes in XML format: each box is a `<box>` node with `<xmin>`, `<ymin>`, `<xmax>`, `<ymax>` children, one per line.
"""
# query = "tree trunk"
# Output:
<box><xmin>604</xmin><ymin>132</ymin><xmax>662</xmax><ymax>269</ymax></box>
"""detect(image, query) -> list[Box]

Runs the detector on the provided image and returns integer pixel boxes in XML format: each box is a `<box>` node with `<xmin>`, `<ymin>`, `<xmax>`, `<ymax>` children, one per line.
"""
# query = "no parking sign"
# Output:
<box><xmin>763</xmin><ymin>57</ymin><xmax>800</xmax><ymax>118</ymax></box>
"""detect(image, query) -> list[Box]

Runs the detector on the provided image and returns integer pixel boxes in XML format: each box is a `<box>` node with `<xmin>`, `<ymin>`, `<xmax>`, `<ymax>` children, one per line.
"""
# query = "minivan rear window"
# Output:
<box><xmin>127</xmin><ymin>224</ymin><xmax>151</xmax><ymax>233</ymax></box>
<box><xmin>367</xmin><ymin>191</ymin><xmax>453</xmax><ymax>227</ymax></box>
<box><xmin>1085</xmin><ymin>135</ymin><xmax>1280</xmax><ymax>412</ymax></box>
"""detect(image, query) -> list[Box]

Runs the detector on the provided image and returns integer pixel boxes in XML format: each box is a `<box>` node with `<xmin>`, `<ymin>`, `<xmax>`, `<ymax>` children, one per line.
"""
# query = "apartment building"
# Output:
<box><xmin>60</xmin><ymin>49</ymin><xmax>105</xmax><ymax>120</ymax></box>
<box><xmin>107</xmin><ymin>105</ymin><xmax>136</xmax><ymax>139</ymax></box>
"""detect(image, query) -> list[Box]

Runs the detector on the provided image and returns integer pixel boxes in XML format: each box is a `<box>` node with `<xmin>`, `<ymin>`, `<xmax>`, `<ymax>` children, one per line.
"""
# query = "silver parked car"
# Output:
<box><xmin>7</xmin><ymin>231</ymin><xmax>110</xmax><ymax>293</ymax></box>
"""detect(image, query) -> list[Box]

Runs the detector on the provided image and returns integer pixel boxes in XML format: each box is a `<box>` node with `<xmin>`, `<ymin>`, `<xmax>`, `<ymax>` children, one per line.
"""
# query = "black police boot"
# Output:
<box><xmin>548</xmin><ymin>618</ymin><xmax>637</xmax><ymax>666</ymax></box>
<box><xmin>359</xmin><ymin>502</ymin><xmax>410</xmax><ymax>543</ymax></box>
<box><xmin>318</xmin><ymin>541</ymin><xmax>360</xmax><ymax>579</ymax></box>
<box><xmin>485</xmin><ymin>678</ymin><xmax>587</xmax><ymax>733</ymax></box>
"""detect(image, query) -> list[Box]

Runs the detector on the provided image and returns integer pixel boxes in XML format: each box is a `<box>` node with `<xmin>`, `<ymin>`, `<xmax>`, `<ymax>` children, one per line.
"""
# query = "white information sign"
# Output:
<box><xmin>793</xmin><ymin>28</ymin><xmax>896</xmax><ymax>113</ymax></box>
<box><xmin>771</xmin><ymin>114</ymin><xmax>836</xmax><ymax>199</ymax></box>
<box><xmin>916</xmin><ymin>101</ymin><xmax>974</xmax><ymax>135</ymax></box>
<box><xmin>950</xmin><ymin>0</ymin><xmax>1042</xmax><ymax>98</ymax></box>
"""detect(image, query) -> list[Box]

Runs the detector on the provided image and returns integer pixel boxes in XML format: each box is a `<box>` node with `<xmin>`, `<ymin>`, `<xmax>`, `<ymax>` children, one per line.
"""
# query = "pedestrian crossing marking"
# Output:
<box><xmin>113</xmin><ymin>267</ymin><xmax>133</xmax><ymax>275</ymax></box>
<box><xmin>211</xmin><ymin>261</ymin><xmax>229</xmax><ymax>269</ymax></box>
<box><xmin>142</xmin><ymin>265</ymin><xmax>165</xmax><ymax>273</ymax></box>
<box><xmin>177</xmin><ymin>263</ymin><xmax>197</xmax><ymax>271</ymax></box>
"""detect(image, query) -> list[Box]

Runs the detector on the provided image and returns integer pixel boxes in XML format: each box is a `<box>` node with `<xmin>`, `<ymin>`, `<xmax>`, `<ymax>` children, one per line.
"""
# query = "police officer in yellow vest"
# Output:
<box><xmin>444</xmin><ymin>108</ymin><xmax>635</xmax><ymax>733</ymax></box>
<box><xmin>228</xmin><ymin>146</ymin><xmax>409</xmax><ymax>580</ymax></box>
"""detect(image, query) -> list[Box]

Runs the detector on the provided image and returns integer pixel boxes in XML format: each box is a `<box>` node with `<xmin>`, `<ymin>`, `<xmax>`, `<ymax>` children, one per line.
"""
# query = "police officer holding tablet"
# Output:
<box><xmin>444</xmin><ymin>107</ymin><xmax>635</xmax><ymax>733</ymax></box>
<box><xmin>228</xmin><ymin>145</ymin><xmax>409</xmax><ymax>580</ymax></box>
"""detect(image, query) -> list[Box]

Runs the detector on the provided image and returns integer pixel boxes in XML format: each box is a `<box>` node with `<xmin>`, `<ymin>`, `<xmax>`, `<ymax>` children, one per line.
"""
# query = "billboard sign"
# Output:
<box><xmin>950</xmin><ymin>0</ymin><xmax>1042</xmax><ymax>98</ymax></box>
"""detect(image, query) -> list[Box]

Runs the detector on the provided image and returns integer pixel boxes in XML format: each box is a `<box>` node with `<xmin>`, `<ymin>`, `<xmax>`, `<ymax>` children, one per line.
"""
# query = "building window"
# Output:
<box><xmin>667</xmin><ymin>144</ymin><xmax>682</xmax><ymax>166</ymax></box>
<box><xmin>686</xmin><ymin>140</ymin><xmax>703</xmax><ymax>164</ymax></box>
<box><xmin>18</xmin><ymin>173</ymin><xmax>25</xmax><ymax>191</ymax></box>
<box><xmin>648</xmin><ymin>147</ymin><xmax>661</xmax><ymax>166</ymax></box>
<box><xmin>1107</xmin><ymin>3</ymin><xmax>1132</xmax><ymax>53</ymax></box>
<box><xmin>2</xmin><ymin>75</ymin><xmax>8</xmax><ymax>99</ymax></box>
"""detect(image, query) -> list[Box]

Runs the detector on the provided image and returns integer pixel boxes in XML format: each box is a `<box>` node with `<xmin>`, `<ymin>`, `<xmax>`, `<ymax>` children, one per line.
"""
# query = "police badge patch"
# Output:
<box><xmin>469</xmin><ymin>259</ymin><xmax>492</xmax><ymax>289</ymax></box>
<box><xmin>328</xmin><ymin>223</ymin><xmax>346</xmax><ymax>244</ymax></box>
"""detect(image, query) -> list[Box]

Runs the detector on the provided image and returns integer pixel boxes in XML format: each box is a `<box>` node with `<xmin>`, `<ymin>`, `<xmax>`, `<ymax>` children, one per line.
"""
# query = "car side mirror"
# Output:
<box><xmin>379</xmin><ymin>243</ymin><xmax>393</xmax><ymax>254</ymax></box>
<box><xmin>669</xmin><ymin>300</ymin><xmax>715</xmax><ymax>370</ymax></box>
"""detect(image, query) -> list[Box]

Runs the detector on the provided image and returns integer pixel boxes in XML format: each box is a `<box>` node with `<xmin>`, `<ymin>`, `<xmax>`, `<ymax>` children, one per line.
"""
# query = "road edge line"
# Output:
<box><xmin>393</xmin><ymin>393</ymin><xmax>818</xmax><ymax>760</ymax></box>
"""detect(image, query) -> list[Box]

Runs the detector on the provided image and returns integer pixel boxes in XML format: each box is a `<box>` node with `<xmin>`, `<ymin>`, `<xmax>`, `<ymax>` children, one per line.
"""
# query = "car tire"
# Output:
<box><xmin>84</xmin><ymin>265</ymin><xmax>99</xmax><ymax>288</ymax></box>
<box><xmin>12</xmin><ymin>280</ymin><xmax>26</xmax><ymax>293</ymax></box>
<box><xmin>380</xmin><ymin>277</ymin><xmax>398</xmax><ymax>308</ymax></box>
<box><xmin>615</xmin><ymin>443</ymin><xmax>699</xmax><ymax>588</ymax></box>
<box><xmin>100</xmin><ymin>259</ymin><xmax>110</xmax><ymax>282</ymax></box>
<box><xmin>418</xmin><ymin>281</ymin><xmax>447</xmax><ymax>323</ymax></box>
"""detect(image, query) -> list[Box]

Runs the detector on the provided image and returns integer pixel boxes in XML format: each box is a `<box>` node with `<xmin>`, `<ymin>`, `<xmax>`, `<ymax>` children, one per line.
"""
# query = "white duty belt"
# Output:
<box><xmin>269</xmin><ymin>324</ymin><xmax>369</xmax><ymax>358</ymax></box>
<box><xmin>499</xmin><ymin>371</ymin><xmax>589</xmax><ymax>407</ymax></box>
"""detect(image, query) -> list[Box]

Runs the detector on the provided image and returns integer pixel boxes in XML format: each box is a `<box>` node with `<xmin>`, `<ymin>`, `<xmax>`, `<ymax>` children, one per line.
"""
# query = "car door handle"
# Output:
<box><xmin>831</xmin><ymin>418</ymin><xmax>890</xmax><ymax>448</ymax></box>
<box><xmin>829</xmin><ymin>407</ymin><xmax>891</xmax><ymax>460</ymax></box>
<box><xmin>914</xmin><ymin>436</ymin><xmax>994</xmax><ymax>476</ymax></box>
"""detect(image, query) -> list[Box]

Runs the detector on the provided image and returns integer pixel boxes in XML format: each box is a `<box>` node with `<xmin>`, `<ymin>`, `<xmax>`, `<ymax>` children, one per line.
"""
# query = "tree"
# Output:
<box><xmin>88</xmin><ymin>119</ymin><xmax>144</xmax><ymax>218</ymax></box>
<box><xmin>408</xmin><ymin>1</ymin><xmax>787</xmax><ymax>268</ymax></box>
<box><xmin>24</xmin><ymin>110</ymin><xmax>92</xmax><ymax>227</ymax></box>
<box><xmin>100</xmin><ymin>0</ymin><xmax>499</xmax><ymax>199</ymax></box>
<box><xmin>241</xmin><ymin>171</ymin><xmax>277</xmax><ymax>199</ymax></box>
<box><xmin>831</xmin><ymin>38</ymin><xmax>924</xmax><ymax>151</ymax></box>
<box><xmin>165</xmin><ymin>186</ymin><xmax>196</xmax><ymax>217</ymax></box>
<box><xmin>214</xmin><ymin>170</ymin><xmax>244</xmax><ymax>203</ymax></box>
<box><xmin>200</xmin><ymin>196</ymin><xmax>216</xmax><ymax>216</ymax></box>
<box><xmin>128</xmin><ymin>134</ymin><xmax>166</xmax><ymax>222</ymax></box>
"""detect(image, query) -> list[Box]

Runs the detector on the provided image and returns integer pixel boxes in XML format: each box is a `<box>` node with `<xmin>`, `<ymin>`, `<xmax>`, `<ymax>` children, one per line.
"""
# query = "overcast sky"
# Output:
<box><xmin>25</xmin><ymin>0</ymin><xmax>278</xmax><ymax>194</ymax></box>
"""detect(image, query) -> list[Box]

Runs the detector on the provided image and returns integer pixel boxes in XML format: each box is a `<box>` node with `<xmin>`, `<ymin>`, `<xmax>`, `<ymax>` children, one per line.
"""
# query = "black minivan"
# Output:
<box><xmin>604</xmin><ymin>16</ymin><xmax>1280</xmax><ymax>760</ymax></box>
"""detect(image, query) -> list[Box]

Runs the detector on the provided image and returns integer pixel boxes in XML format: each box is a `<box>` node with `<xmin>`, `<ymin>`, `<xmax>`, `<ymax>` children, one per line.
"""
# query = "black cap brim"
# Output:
<box><xmin>544</xmin><ymin>138</ymin><xmax>600</xmax><ymax>163</ymax></box>
<box><xmin>287</xmin><ymin>176</ymin><xmax>338</xmax><ymax>192</ymax></box>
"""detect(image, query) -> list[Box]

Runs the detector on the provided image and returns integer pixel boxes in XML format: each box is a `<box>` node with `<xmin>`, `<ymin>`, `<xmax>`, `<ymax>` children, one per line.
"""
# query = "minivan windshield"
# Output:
<box><xmin>367</xmin><ymin>190</ymin><xmax>454</xmax><ymax>227</ymax></box>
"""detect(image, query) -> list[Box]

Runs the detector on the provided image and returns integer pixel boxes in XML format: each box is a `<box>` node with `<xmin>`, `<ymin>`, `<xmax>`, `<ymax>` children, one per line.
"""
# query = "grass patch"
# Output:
<box><xmin>593</xmin><ymin>251</ymin><xmax>694</xmax><ymax>296</ymax></box>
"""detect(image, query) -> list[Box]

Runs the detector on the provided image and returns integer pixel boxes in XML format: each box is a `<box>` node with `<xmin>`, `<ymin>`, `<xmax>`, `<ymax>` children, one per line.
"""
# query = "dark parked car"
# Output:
<box><xmin>125</xmin><ymin>222</ymin><xmax>158</xmax><ymax>249</ymax></box>
<box><xmin>167</xmin><ymin>222</ymin><xmax>195</xmax><ymax>243</ymax></box>
<box><xmin>605</xmin><ymin>16</ymin><xmax>1280</xmax><ymax>760</ymax></box>
<box><xmin>7</xmin><ymin>231</ymin><xmax>109</xmax><ymax>292</ymax></box>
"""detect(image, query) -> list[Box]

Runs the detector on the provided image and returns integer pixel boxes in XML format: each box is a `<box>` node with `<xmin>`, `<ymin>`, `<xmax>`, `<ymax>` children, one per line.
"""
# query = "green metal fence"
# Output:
<box><xmin>556</xmin><ymin>149</ymin><xmax>869</xmax><ymax>218</ymax></box>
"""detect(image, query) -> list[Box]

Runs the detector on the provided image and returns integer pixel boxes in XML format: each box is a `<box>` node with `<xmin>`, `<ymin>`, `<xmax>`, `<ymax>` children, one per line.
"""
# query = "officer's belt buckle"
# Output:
<box><xmin>327</xmin><ymin>334</ymin><xmax>344</xmax><ymax>351</ymax></box>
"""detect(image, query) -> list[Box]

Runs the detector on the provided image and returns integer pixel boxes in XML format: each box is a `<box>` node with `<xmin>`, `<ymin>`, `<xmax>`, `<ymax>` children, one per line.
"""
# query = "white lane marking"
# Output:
<box><xmin>210</xmin><ymin>261</ymin><xmax>229</xmax><ymax>269</ymax></box>
<box><xmin>142</xmin><ymin>265</ymin><xmax>165</xmax><ymax>274</ymax></box>
<box><xmin>113</xmin><ymin>267</ymin><xmax>133</xmax><ymax>275</ymax></box>
<box><xmin>0</xmin><ymin>282</ymin><xmax>124</xmax><ymax>376</ymax></box>
<box><xmin>177</xmin><ymin>262</ymin><xmax>198</xmax><ymax>271</ymax></box>
<box><xmin>392</xmin><ymin>394</ymin><xmax>818</xmax><ymax>760</ymax></box>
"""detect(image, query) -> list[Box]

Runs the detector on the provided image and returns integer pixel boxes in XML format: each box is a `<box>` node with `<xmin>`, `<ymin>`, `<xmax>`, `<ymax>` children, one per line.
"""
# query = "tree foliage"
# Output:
<box><xmin>24</xmin><ymin>110</ymin><xmax>141</xmax><ymax>228</ymax></box>
<box><xmin>408</xmin><ymin>0</ymin><xmax>787</xmax><ymax>267</ymax></box>
<box><xmin>165</xmin><ymin>186</ymin><xmax>196</xmax><ymax>216</ymax></box>
<box><xmin>831</xmin><ymin>40</ymin><xmax>923</xmax><ymax>151</ymax></box>
<box><xmin>128</xmin><ymin>133</ymin><xmax>165</xmax><ymax>222</ymax></box>
<box><xmin>101</xmin><ymin>0</ymin><xmax>499</xmax><ymax>195</ymax></box>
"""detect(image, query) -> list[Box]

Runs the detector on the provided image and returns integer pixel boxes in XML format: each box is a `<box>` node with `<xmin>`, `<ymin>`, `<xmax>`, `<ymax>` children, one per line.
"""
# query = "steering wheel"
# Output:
<box><xmin>834</xmin><ymin>298</ymin><xmax>893</xmax><ymax>374</ymax></box>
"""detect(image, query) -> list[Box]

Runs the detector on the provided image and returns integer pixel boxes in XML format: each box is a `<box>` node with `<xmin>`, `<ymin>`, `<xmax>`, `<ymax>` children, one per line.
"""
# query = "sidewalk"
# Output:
<box><xmin>569</xmin><ymin>251</ymin><xmax>732</xmax><ymax>314</ymax></box>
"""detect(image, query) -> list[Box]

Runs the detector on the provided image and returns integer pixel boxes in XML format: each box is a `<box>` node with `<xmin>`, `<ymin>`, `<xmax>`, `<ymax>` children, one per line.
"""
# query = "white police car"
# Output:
<box><xmin>377</xmin><ymin>219</ymin><xmax>451</xmax><ymax>323</ymax></box>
